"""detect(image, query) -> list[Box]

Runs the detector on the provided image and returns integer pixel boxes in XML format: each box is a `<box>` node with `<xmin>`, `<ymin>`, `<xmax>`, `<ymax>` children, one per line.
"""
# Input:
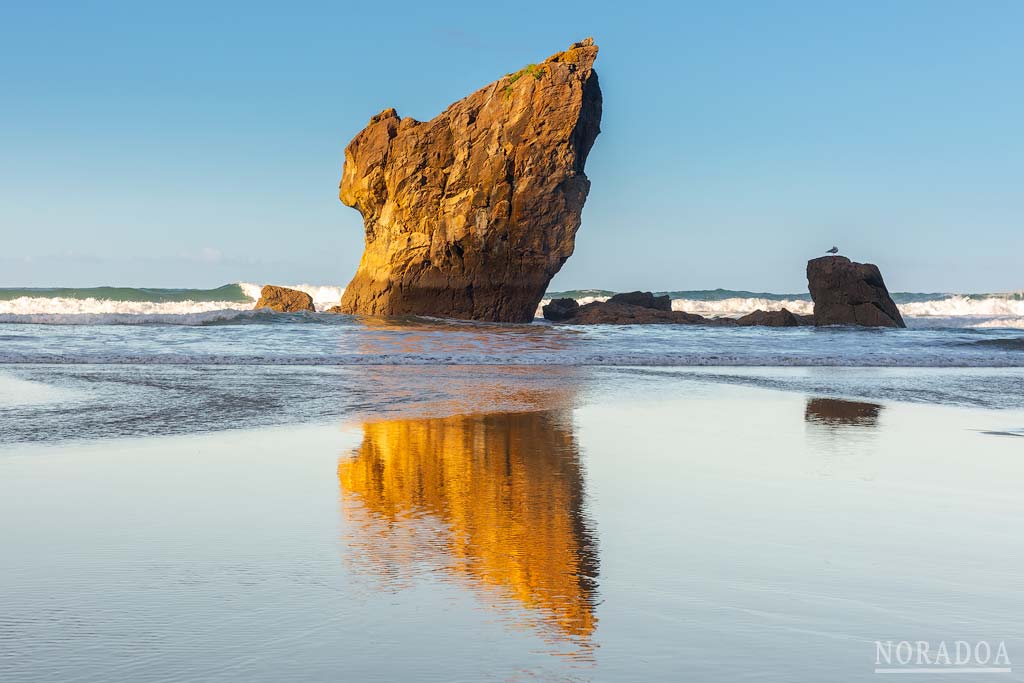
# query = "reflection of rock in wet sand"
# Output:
<box><xmin>805</xmin><ymin>398</ymin><xmax>882</xmax><ymax>427</ymax></box>
<box><xmin>338</xmin><ymin>410</ymin><xmax>598</xmax><ymax>642</ymax></box>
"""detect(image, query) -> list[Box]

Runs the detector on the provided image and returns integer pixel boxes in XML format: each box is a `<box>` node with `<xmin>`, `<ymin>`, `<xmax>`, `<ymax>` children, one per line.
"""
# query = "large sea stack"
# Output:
<box><xmin>337</xmin><ymin>39</ymin><xmax>602</xmax><ymax>322</ymax></box>
<box><xmin>806</xmin><ymin>256</ymin><xmax>905</xmax><ymax>328</ymax></box>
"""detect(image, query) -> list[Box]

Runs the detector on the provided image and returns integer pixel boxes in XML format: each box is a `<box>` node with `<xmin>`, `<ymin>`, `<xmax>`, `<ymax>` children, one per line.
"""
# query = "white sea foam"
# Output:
<box><xmin>0</xmin><ymin>309</ymin><xmax>259</xmax><ymax>326</ymax></box>
<box><xmin>0</xmin><ymin>374</ymin><xmax>80</xmax><ymax>406</ymax></box>
<box><xmin>669</xmin><ymin>296</ymin><xmax>1024</xmax><ymax>322</ymax></box>
<box><xmin>0</xmin><ymin>297</ymin><xmax>254</xmax><ymax>317</ymax></box>
<box><xmin>670</xmin><ymin>297</ymin><xmax>815</xmax><ymax>316</ymax></box>
<box><xmin>899</xmin><ymin>294</ymin><xmax>1024</xmax><ymax>318</ymax></box>
<box><xmin>0</xmin><ymin>282</ymin><xmax>347</xmax><ymax>323</ymax></box>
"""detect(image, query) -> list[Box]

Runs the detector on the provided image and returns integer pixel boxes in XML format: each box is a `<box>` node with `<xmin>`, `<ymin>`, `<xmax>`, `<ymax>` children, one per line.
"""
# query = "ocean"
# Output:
<box><xmin>2</xmin><ymin>283</ymin><xmax>1024</xmax><ymax>328</ymax></box>
<box><xmin>2</xmin><ymin>282</ymin><xmax>1024</xmax><ymax>445</ymax></box>
<box><xmin>4</xmin><ymin>284</ymin><xmax>1024</xmax><ymax>681</ymax></box>
<box><xmin>1</xmin><ymin>284</ymin><xmax>1023</xmax><ymax>373</ymax></box>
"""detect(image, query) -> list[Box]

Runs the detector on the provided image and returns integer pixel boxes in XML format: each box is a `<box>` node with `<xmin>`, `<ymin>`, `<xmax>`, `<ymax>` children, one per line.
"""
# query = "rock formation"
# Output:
<box><xmin>543</xmin><ymin>293</ymin><xmax>815</xmax><ymax>327</ymax></box>
<box><xmin>571</xmin><ymin>302</ymin><xmax>709</xmax><ymax>325</ymax></box>
<box><xmin>806</xmin><ymin>256</ymin><xmax>905</xmax><ymax>328</ymax></box>
<box><xmin>734</xmin><ymin>308</ymin><xmax>810</xmax><ymax>327</ymax></box>
<box><xmin>337</xmin><ymin>39</ymin><xmax>602</xmax><ymax>322</ymax></box>
<box><xmin>544</xmin><ymin>291</ymin><xmax>713</xmax><ymax>325</ymax></box>
<box><xmin>254</xmin><ymin>285</ymin><xmax>315</xmax><ymax>313</ymax></box>
<box><xmin>607</xmin><ymin>291</ymin><xmax>672</xmax><ymax>311</ymax></box>
<box><xmin>542</xmin><ymin>298</ymin><xmax>580</xmax><ymax>321</ymax></box>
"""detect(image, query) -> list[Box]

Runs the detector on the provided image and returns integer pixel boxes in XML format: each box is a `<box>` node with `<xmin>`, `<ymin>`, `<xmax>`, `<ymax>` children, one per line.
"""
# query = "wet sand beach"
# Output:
<box><xmin>2</xmin><ymin>368</ymin><xmax>1023</xmax><ymax>681</ymax></box>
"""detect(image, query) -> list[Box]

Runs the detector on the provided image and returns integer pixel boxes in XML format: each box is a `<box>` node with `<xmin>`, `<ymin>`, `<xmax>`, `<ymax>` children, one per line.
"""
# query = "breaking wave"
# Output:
<box><xmin>237</xmin><ymin>283</ymin><xmax>345</xmax><ymax>309</ymax></box>
<box><xmin>0</xmin><ymin>283</ymin><xmax>347</xmax><ymax>324</ymax></box>
<box><xmin>0</xmin><ymin>283</ymin><xmax>1022</xmax><ymax>328</ymax></box>
<box><xmin>0</xmin><ymin>298</ymin><xmax>253</xmax><ymax>319</ymax></box>
<box><xmin>670</xmin><ymin>297</ymin><xmax>814</xmax><ymax>316</ymax></box>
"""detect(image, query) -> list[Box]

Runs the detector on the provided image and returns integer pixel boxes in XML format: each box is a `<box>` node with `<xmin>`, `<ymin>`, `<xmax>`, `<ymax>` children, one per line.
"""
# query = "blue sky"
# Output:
<box><xmin>2</xmin><ymin>1</ymin><xmax>1021</xmax><ymax>293</ymax></box>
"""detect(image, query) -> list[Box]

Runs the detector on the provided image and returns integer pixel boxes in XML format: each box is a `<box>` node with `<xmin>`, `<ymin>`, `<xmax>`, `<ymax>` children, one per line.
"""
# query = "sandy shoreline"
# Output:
<box><xmin>2</xmin><ymin>372</ymin><xmax>1024</xmax><ymax>681</ymax></box>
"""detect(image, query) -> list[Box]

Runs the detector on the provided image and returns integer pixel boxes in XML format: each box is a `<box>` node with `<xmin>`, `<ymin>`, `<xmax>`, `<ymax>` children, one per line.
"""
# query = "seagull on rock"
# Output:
<box><xmin>826</xmin><ymin>246</ymin><xmax>839</xmax><ymax>255</ymax></box>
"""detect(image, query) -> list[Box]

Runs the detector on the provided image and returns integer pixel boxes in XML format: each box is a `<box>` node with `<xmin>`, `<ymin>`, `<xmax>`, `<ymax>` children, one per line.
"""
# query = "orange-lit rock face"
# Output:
<box><xmin>338</xmin><ymin>411</ymin><xmax>598</xmax><ymax>642</ymax></box>
<box><xmin>337</xmin><ymin>39</ymin><xmax>602</xmax><ymax>322</ymax></box>
<box><xmin>253</xmin><ymin>285</ymin><xmax>314</xmax><ymax>312</ymax></box>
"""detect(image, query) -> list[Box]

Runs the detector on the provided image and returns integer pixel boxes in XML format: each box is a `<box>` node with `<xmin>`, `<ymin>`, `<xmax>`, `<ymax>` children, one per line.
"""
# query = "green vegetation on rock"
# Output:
<box><xmin>503</xmin><ymin>63</ymin><xmax>545</xmax><ymax>98</ymax></box>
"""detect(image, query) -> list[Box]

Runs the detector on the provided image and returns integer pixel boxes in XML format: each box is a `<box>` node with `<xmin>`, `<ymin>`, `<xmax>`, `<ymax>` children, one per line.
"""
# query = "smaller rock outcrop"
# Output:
<box><xmin>543</xmin><ymin>292</ymin><xmax>815</xmax><ymax>327</ymax></box>
<box><xmin>571</xmin><ymin>302</ymin><xmax>708</xmax><ymax>325</ymax></box>
<box><xmin>806</xmin><ymin>256</ymin><xmax>905</xmax><ymax>328</ymax></box>
<box><xmin>542</xmin><ymin>298</ymin><xmax>580</xmax><ymax>321</ymax></box>
<box><xmin>735</xmin><ymin>308</ymin><xmax>808</xmax><ymax>327</ymax></box>
<box><xmin>607</xmin><ymin>291</ymin><xmax>672</xmax><ymax>311</ymax></box>
<box><xmin>254</xmin><ymin>285</ymin><xmax>315</xmax><ymax>313</ymax></box>
<box><xmin>545</xmin><ymin>291</ymin><xmax>712</xmax><ymax>325</ymax></box>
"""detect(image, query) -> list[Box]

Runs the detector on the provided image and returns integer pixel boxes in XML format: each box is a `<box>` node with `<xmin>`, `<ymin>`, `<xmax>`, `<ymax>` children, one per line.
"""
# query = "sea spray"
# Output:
<box><xmin>238</xmin><ymin>283</ymin><xmax>345</xmax><ymax>309</ymax></box>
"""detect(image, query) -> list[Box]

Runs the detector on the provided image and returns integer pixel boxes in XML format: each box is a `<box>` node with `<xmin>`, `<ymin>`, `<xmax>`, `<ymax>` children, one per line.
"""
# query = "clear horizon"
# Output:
<box><xmin>2</xmin><ymin>1</ymin><xmax>1022</xmax><ymax>293</ymax></box>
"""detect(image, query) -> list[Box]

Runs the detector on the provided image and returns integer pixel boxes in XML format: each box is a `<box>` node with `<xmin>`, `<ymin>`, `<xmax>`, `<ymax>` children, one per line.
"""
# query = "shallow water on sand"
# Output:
<box><xmin>2</xmin><ymin>365</ymin><xmax>1024</xmax><ymax>445</ymax></box>
<box><xmin>2</xmin><ymin>369</ymin><xmax>1024</xmax><ymax>681</ymax></box>
<box><xmin>3</xmin><ymin>316</ymin><xmax>1024</xmax><ymax>368</ymax></box>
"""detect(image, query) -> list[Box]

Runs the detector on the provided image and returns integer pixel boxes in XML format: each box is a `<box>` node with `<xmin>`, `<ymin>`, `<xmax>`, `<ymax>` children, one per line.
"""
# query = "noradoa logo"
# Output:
<box><xmin>875</xmin><ymin>640</ymin><xmax>1011</xmax><ymax>674</ymax></box>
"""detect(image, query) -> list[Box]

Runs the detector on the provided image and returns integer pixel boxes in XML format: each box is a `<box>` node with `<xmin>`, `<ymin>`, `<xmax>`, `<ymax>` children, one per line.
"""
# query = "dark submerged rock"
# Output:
<box><xmin>607</xmin><ymin>291</ymin><xmax>672</xmax><ymax>311</ymax></box>
<box><xmin>542</xmin><ymin>298</ymin><xmax>581</xmax><ymax>321</ymax></box>
<box><xmin>568</xmin><ymin>301</ymin><xmax>711</xmax><ymax>325</ymax></box>
<box><xmin>735</xmin><ymin>308</ymin><xmax>805</xmax><ymax>327</ymax></box>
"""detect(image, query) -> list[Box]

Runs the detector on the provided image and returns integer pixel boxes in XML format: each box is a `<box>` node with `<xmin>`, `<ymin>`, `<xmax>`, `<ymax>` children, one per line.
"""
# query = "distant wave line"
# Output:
<box><xmin>1</xmin><ymin>282</ymin><xmax>1023</xmax><ymax>328</ymax></box>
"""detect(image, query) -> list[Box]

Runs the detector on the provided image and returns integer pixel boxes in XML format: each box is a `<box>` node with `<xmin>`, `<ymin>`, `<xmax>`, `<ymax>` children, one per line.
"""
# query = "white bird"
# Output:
<box><xmin>826</xmin><ymin>246</ymin><xmax>839</xmax><ymax>255</ymax></box>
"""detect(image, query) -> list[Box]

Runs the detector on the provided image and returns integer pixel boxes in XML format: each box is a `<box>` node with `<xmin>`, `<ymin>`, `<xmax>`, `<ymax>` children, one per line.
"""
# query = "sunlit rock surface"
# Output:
<box><xmin>254</xmin><ymin>285</ymin><xmax>314</xmax><ymax>312</ymax></box>
<box><xmin>337</xmin><ymin>39</ymin><xmax>602</xmax><ymax>322</ymax></box>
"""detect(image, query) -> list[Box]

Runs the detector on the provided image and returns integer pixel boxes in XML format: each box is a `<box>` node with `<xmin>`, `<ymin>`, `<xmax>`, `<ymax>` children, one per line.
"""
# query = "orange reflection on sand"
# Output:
<box><xmin>338</xmin><ymin>410</ymin><xmax>598</xmax><ymax>642</ymax></box>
